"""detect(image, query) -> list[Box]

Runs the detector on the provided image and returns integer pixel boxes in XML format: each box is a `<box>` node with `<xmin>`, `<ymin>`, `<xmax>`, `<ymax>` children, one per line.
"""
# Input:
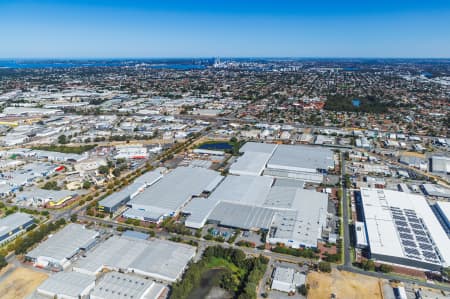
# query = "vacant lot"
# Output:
<box><xmin>0</xmin><ymin>267</ymin><xmax>48</xmax><ymax>299</ymax></box>
<box><xmin>307</xmin><ymin>269</ymin><xmax>383</xmax><ymax>299</ymax></box>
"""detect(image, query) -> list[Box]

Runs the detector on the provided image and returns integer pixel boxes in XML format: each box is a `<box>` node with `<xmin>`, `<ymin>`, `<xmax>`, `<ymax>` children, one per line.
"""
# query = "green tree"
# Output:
<box><xmin>0</xmin><ymin>254</ymin><xmax>7</xmax><ymax>269</ymax></box>
<box><xmin>362</xmin><ymin>259</ymin><xmax>375</xmax><ymax>271</ymax></box>
<box><xmin>58</xmin><ymin>134</ymin><xmax>67</xmax><ymax>144</ymax></box>
<box><xmin>318</xmin><ymin>261</ymin><xmax>332</xmax><ymax>273</ymax></box>
<box><xmin>98</xmin><ymin>165</ymin><xmax>109</xmax><ymax>175</ymax></box>
<box><xmin>378</xmin><ymin>264</ymin><xmax>392</xmax><ymax>273</ymax></box>
<box><xmin>82</xmin><ymin>181</ymin><xmax>92</xmax><ymax>189</ymax></box>
<box><xmin>298</xmin><ymin>284</ymin><xmax>309</xmax><ymax>296</ymax></box>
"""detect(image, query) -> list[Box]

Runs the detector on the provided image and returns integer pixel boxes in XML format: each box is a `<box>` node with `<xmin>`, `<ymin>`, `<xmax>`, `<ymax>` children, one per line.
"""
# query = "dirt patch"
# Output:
<box><xmin>307</xmin><ymin>269</ymin><xmax>383</xmax><ymax>299</ymax></box>
<box><xmin>0</xmin><ymin>267</ymin><xmax>48</xmax><ymax>299</ymax></box>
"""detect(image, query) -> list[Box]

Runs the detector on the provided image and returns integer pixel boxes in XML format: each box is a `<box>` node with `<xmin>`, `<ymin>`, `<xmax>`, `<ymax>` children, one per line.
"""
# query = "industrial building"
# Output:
<box><xmin>26</xmin><ymin>224</ymin><xmax>99</xmax><ymax>270</ymax></box>
<box><xmin>429</xmin><ymin>156</ymin><xmax>450</xmax><ymax>174</ymax></box>
<box><xmin>228</xmin><ymin>142</ymin><xmax>335</xmax><ymax>183</ymax></box>
<box><xmin>267</xmin><ymin>144</ymin><xmax>335</xmax><ymax>174</ymax></box>
<box><xmin>271</xmin><ymin>267</ymin><xmax>305</xmax><ymax>293</ymax></box>
<box><xmin>36</xmin><ymin>271</ymin><xmax>95</xmax><ymax>299</ymax></box>
<box><xmin>435</xmin><ymin>201</ymin><xmax>450</xmax><ymax>234</ymax></box>
<box><xmin>31</xmin><ymin>149</ymin><xmax>87</xmax><ymax>163</ymax></box>
<box><xmin>357</xmin><ymin>188</ymin><xmax>450</xmax><ymax>271</ymax></box>
<box><xmin>421</xmin><ymin>184</ymin><xmax>450</xmax><ymax>199</ymax></box>
<box><xmin>73</xmin><ymin>236</ymin><xmax>196</xmax><ymax>282</ymax></box>
<box><xmin>114</xmin><ymin>145</ymin><xmax>149</xmax><ymax>159</ymax></box>
<box><xmin>16</xmin><ymin>188</ymin><xmax>78</xmax><ymax>208</ymax></box>
<box><xmin>91</xmin><ymin>272</ymin><xmax>167</xmax><ymax>299</ymax></box>
<box><xmin>0</xmin><ymin>212</ymin><xmax>35</xmax><ymax>245</ymax></box>
<box><xmin>267</xmin><ymin>187</ymin><xmax>329</xmax><ymax>248</ymax></box>
<box><xmin>229</xmin><ymin>142</ymin><xmax>277</xmax><ymax>176</ymax></box>
<box><xmin>183</xmin><ymin>175</ymin><xmax>329</xmax><ymax>248</ymax></box>
<box><xmin>126</xmin><ymin>166</ymin><xmax>223</xmax><ymax>222</ymax></box>
<box><xmin>98</xmin><ymin>168</ymin><xmax>165</xmax><ymax>213</ymax></box>
<box><xmin>354</xmin><ymin>221</ymin><xmax>369</xmax><ymax>249</ymax></box>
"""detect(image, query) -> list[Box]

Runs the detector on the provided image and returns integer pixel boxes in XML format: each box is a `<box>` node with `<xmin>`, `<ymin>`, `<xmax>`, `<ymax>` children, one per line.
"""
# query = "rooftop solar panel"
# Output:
<box><xmin>419</xmin><ymin>243</ymin><xmax>434</xmax><ymax>251</ymax></box>
<box><xmin>399</xmin><ymin>233</ymin><xmax>414</xmax><ymax>240</ymax></box>
<box><xmin>413</xmin><ymin>229</ymin><xmax>426</xmax><ymax>236</ymax></box>
<box><xmin>401</xmin><ymin>239</ymin><xmax>416</xmax><ymax>247</ymax></box>
<box><xmin>404</xmin><ymin>247</ymin><xmax>420</xmax><ymax>256</ymax></box>
<box><xmin>422</xmin><ymin>251</ymin><xmax>438</xmax><ymax>260</ymax></box>
<box><xmin>410</xmin><ymin>223</ymin><xmax>423</xmax><ymax>230</ymax></box>
<box><xmin>397</xmin><ymin>226</ymin><xmax>412</xmax><ymax>233</ymax></box>
<box><xmin>395</xmin><ymin>220</ymin><xmax>408</xmax><ymax>227</ymax></box>
<box><xmin>416</xmin><ymin>236</ymin><xmax>429</xmax><ymax>243</ymax></box>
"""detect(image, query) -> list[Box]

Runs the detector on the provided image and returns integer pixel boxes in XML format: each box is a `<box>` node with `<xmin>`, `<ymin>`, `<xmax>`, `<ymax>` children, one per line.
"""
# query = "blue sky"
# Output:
<box><xmin>1</xmin><ymin>0</ymin><xmax>450</xmax><ymax>58</ymax></box>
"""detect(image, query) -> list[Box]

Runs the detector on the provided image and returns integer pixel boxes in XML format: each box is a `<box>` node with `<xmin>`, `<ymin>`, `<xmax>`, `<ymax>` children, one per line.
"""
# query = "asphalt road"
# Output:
<box><xmin>341</xmin><ymin>152</ymin><xmax>352</xmax><ymax>267</ymax></box>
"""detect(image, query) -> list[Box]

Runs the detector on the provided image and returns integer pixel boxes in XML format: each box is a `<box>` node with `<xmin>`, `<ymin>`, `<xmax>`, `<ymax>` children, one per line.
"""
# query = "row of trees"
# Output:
<box><xmin>355</xmin><ymin>259</ymin><xmax>393</xmax><ymax>273</ymax></box>
<box><xmin>272</xmin><ymin>246</ymin><xmax>319</xmax><ymax>259</ymax></box>
<box><xmin>13</xmin><ymin>218</ymin><xmax>67</xmax><ymax>255</ymax></box>
<box><xmin>33</xmin><ymin>143</ymin><xmax>97</xmax><ymax>154</ymax></box>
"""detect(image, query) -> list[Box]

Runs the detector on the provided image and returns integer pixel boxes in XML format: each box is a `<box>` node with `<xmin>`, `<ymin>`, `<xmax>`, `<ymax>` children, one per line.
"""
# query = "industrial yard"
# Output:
<box><xmin>0</xmin><ymin>267</ymin><xmax>48</xmax><ymax>299</ymax></box>
<box><xmin>307</xmin><ymin>269</ymin><xmax>383</xmax><ymax>299</ymax></box>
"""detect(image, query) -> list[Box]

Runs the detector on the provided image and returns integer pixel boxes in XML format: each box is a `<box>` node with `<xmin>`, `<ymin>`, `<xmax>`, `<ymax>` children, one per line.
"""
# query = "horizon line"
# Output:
<box><xmin>1</xmin><ymin>56</ymin><xmax>450</xmax><ymax>60</ymax></box>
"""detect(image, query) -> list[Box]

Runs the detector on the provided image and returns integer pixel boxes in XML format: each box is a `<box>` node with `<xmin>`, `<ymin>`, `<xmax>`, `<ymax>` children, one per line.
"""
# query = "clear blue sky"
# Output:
<box><xmin>1</xmin><ymin>0</ymin><xmax>450</xmax><ymax>58</ymax></box>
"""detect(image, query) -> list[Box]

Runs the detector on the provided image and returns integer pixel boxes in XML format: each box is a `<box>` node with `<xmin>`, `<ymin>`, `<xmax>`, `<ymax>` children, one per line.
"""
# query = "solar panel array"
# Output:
<box><xmin>390</xmin><ymin>206</ymin><xmax>440</xmax><ymax>264</ymax></box>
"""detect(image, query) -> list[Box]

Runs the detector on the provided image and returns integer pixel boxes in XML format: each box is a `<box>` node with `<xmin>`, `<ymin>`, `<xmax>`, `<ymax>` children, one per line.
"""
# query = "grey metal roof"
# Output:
<box><xmin>209</xmin><ymin>175</ymin><xmax>273</xmax><ymax>206</ymax></box>
<box><xmin>99</xmin><ymin>168</ymin><xmax>164</xmax><ymax>209</ymax></box>
<box><xmin>122</xmin><ymin>230</ymin><xmax>149</xmax><ymax>240</ymax></box>
<box><xmin>16</xmin><ymin>188</ymin><xmax>77</xmax><ymax>201</ymax></box>
<box><xmin>123</xmin><ymin>207</ymin><xmax>167</xmax><ymax>221</ymax></box>
<box><xmin>422</xmin><ymin>184</ymin><xmax>450</xmax><ymax>198</ymax></box>
<box><xmin>91</xmin><ymin>272</ymin><xmax>166</xmax><ymax>299</ymax></box>
<box><xmin>37</xmin><ymin>272</ymin><xmax>94</xmax><ymax>298</ymax></box>
<box><xmin>129</xmin><ymin>167</ymin><xmax>222</xmax><ymax>214</ymax></box>
<box><xmin>209</xmin><ymin>201</ymin><xmax>275</xmax><ymax>230</ymax></box>
<box><xmin>132</xmin><ymin>167</ymin><xmax>166</xmax><ymax>186</ymax></box>
<box><xmin>267</xmin><ymin>144</ymin><xmax>334</xmax><ymax>172</ymax></box>
<box><xmin>229</xmin><ymin>151</ymin><xmax>273</xmax><ymax>176</ymax></box>
<box><xmin>27</xmin><ymin>224</ymin><xmax>99</xmax><ymax>263</ymax></box>
<box><xmin>73</xmin><ymin>236</ymin><xmax>195</xmax><ymax>282</ymax></box>
<box><xmin>184</xmin><ymin>198</ymin><xmax>219</xmax><ymax>228</ymax></box>
<box><xmin>239</xmin><ymin>142</ymin><xmax>278</xmax><ymax>154</ymax></box>
<box><xmin>0</xmin><ymin>212</ymin><xmax>34</xmax><ymax>236</ymax></box>
<box><xmin>98</xmin><ymin>188</ymin><xmax>132</xmax><ymax>209</ymax></box>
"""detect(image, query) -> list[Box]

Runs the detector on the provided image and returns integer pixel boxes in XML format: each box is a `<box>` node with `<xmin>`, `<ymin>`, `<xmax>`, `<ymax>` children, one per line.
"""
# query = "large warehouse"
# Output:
<box><xmin>358</xmin><ymin>188</ymin><xmax>450</xmax><ymax>271</ymax></box>
<box><xmin>36</xmin><ymin>271</ymin><xmax>95</xmax><ymax>299</ymax></box>
<box><xmin>229</xmin><ymin>142</ymin><xmax>335</xmax><ymax>182</ymax></box>
<box><xmin>229</xmin><ymin>142</ymin><xmax>277</xmax><ymax>176</ymax></box>
<box><xmin>0</xmin><ymin>212</ymin><xmax>35</xmax><ymax>246</ymax></box>
<box><xmin>34</xmin><ymin>270</ymin><xmax>167</xmax><ymax>299</ymax></box>
<box><xmin>73</xmin><ymin>236</ymin><xmax>196</xmax><ymax>282</ymax></box>
<box><xmin>98</xmin><ymin>168</ymin><xmax>165</xmax><ymax>213</ymax></box>
<box><xmin>126</xmin><ymin>166</ymin><xmax>223</xmax><ymax>222</ymax></box>
<box><xmin>26</xmin><ymin>224</ymin><xmax>99</xmax><ymax>270</ymax></box>
<box><xmin>183</xmin><ymin>175</ymin><xmax>329</xmax><ymax>248</ymax></box>
<box><xmin>435</xmin><ymin>201</ymin><xmax>450</xmax><ymax>234</ymax></box>
<box><xmin>91</xmin><ymin>272</ymin><xmax>167</xmax><ymax>299</ymax></box>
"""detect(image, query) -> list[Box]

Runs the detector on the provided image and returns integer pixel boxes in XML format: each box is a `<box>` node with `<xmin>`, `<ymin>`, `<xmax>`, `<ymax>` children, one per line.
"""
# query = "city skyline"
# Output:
<box><xmin>1</xmin><ymin>0</ymin><xmax>450</xmax><ymax>58</ymax></box>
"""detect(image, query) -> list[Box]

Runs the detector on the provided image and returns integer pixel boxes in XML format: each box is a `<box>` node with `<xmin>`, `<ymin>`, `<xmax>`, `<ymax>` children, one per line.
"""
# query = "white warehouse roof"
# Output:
<box><xmin>229</xmin><ymin>142</ymin><xmax>277</xmax><ymax>176</ymax></box>
<box><xmin>27</xmin><ymin>224</ymin><xmax>99</xmax><ymax>267</ymax></box>
<box><xmin>36</xmin><ymin>271</ymin><xmax>95</xmax><ymax>299</ymax></box>
<box><xmin>267</xmin><ymin>144</ymin><xmax>334</xmax><ymax>173</ymax></box>
<box><xmin>73</xmin><ymin>236</ymin><xmax>196</xmax><ymax>282</ymax></box>
<box><xmin>91</xmin><ymin>272</ymin><xmax>166</xmax><ymax>299</ymax></box>
<box><xmin>129</xmin><ymin>167</ymin><xmax>222</xmax><ymax>218</ymax></box>
<box><xmin>360</xmin><ymin>188</ymin><xmax>450</xmax><ymax>270</ymax></box>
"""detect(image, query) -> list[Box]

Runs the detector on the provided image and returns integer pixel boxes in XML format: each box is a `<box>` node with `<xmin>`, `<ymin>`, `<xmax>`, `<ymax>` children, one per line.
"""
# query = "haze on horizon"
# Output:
<box><xmin>0</xmin><ymin>0</ymin><xmax>450</xmax><ymax>59</ymax></box>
